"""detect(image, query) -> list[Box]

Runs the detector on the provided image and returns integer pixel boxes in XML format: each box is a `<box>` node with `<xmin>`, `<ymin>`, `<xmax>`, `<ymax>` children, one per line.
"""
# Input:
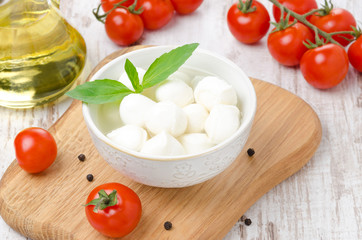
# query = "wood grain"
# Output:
<box><xmin>0</xmin><ymin>46</ymin><xmax>321</xmax><ymax>240</ymax></box>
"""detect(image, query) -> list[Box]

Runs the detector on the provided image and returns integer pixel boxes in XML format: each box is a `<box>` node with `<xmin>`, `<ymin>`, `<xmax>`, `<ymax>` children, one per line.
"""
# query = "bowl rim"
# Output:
<box><xmin>82</xmin><ymin>45</ymin><xmax>257</xmax><ymax>162</ymax></box>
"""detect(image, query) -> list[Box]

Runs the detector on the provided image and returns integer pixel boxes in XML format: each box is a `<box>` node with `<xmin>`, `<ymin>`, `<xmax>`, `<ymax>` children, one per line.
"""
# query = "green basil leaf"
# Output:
<box><xmin>125</xmin><ymin>58</ymin><xmax>142</xmax><ymax>93</ymax></box>
<box><xmin>66</xmin><ymin>79</ymin><xmax>133</xmax><ymax>104</ymax></box>
<box><xmin>66</xmin><ymin>43</ymin><xmax>199</xmax><ymax>104</ymax></box>
<box><xmin>142</xmin><ymin>43</ymin><xmax>199</xmax><ymax>89</ymax></box>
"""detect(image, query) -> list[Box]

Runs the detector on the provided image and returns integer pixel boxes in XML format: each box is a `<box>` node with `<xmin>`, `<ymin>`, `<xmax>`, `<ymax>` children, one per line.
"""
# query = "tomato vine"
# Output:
<box><xmin>268</xmin><ymin>0</ymin><xmax>357</xmax><ymax>47</ymax></box>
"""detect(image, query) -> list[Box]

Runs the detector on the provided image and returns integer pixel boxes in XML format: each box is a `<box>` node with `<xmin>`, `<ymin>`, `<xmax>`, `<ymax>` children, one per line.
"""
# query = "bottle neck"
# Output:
<box><xmin>50</xmin><ymin>0</ymin><xmax>59</xmax><ymax>9</ymax></box>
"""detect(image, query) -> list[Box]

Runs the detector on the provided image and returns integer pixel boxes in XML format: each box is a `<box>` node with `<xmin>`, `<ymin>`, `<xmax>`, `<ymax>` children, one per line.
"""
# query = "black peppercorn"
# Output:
<box><xmin>247</xmin><ymin>148</ymin><xmax>255</xmax><ymax>157</ymax></box>
<box><xmin>164</xmin><ymin>221</ymin><xmax>172</xmax><ymax>230</ymax></box>
<box><xmin>87</xmin><ymin>174</ymin><xmax>94</xmax><ymax>182</ymax></box>
<box><xmin>244</xmin><ymin>218</ymin><xmax>252</xmax><ymax>226</ymax></box>
<box><xmin>78</xmin><ymin>154</ymin><xmax>86</xmax><ymax>161</ymax></box>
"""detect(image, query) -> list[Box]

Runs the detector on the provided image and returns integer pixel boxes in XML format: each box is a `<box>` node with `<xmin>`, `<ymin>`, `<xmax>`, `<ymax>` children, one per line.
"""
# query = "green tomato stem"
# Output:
<box><xmin>237</xmin><ymin>0</ymin><xmax>256</xmax><ymax>14</ymax></box>
<box><xmin>301</xmin><ymin>8</ymin><xmax>320</xmax><ymax>18</ymax></box>
<box><xmin>328</xmin><ymin>30</ymin><xmax>356</xmax><ymax>36</ymax></box>
<box><xmin>268</xmin><ymin>0</ymin><xmax>348</xmax><ymax>47</ymax></box>
<box><xmin>84</xmin><ymin>189</ymin><xmax>118</xmax><ymax>213</ymax></box>
<box><xmin>92</xmin><ymin>0</ymin><xmax>142</xmax><ymax>24</ymax></box>
<box><xmin>319</xmin><ymin>0</ymin><xmax>333</xmax><ymax>16</ymax></box>
<box><xmin>128</xmin><ymin>0</ymin><xmax>143</xmax><ymax>14</ymax></box>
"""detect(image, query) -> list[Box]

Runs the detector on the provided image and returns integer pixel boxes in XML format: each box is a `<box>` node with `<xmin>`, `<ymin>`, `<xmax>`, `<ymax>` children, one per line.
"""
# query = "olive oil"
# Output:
<box><xmin>0</xmin><ymin>0</ymin><xmax>86</xmax><ymax>108</ymax></box>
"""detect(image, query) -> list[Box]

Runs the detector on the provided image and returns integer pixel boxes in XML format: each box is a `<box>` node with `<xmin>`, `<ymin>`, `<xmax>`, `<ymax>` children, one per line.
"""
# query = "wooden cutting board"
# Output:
<box><xmin>0</xmin><ymin>46</ymin><xmax>322</xmax><ymax>240</ymax></box>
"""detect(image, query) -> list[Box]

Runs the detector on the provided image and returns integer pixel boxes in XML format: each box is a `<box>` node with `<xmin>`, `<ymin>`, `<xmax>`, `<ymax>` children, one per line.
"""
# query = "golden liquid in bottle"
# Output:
<box><xmin>0</xmin><ymin>0</ymin><xmax>86</xmax><ymax>108</ymax></box>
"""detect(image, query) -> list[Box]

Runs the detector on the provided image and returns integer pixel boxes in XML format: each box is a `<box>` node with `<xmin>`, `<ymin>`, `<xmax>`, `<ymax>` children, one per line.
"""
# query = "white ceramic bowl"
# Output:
<box><xmin>82</xmin><ymin>45</ymin><xmax>257</xmax><ymax>188</ymax></box>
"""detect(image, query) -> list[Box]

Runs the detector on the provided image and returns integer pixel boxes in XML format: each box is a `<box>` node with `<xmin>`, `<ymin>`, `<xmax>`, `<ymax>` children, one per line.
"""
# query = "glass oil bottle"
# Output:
<box><xmin>0</xmin><ymin>0</ymin><xmax>86</xmax><ymax>108</ymax></box>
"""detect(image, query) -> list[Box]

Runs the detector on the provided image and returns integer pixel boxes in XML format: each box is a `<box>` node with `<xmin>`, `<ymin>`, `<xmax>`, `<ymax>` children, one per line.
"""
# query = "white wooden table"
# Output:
<box><xmin>1</xmin><ymin>0</ymin><xmax>361</xmax><ymax>239</ymax></box>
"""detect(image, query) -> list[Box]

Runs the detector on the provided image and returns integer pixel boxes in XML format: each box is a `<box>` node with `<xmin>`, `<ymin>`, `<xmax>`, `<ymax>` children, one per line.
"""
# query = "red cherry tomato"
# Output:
<box><xmin>85</xmin><ymin>183</ymin><xmax>142</xmax><ymax>238</ymax></box>
<box><xmin>273</xmin><ymin>0</ymin><xmax>318</xmax><ymax>21</ymax></box>
<box><xmin>300</xmin><ymin>43</ymin><xmax>349</xmax><ymax>89</ymax></box>
<box><xmin>14</xmin><ymin>127</ymin><xmax>57</xmax><ymax>173</ymax></box>
<box><xmin>136</xmin><ymin>0</ymin><xmax>174</xmax><ymax>30</ymax></box>
<box><xmin>104</xmin><ymin>8</ymin><xmax>144</xmax><ymax>46</ymax></box>
<box><xmin>267</xmin><ymin>22</ymin><xmax>314</xmax><ymax>66</ymax></box>
<box><xmin>170</xmin><ymin>0</ymin><xmax>203</xmax><ymax>14</ymax></box>
<box><xmin>227</xmin><ymin>0</ymin><xmax>270</xmax><ymax>44</ymax></box>
<box><xmin>309</xmin><ymin>8</ymin><xmax>356</xmax><ymax>47</ymax></box>
<box><xmin>348</xmin><ymin>36</ymin><xmax>362</xmax><ymax>72</ymax></box>
<box><xmin>101</xmin><ymin>0</ymin><xmax>134</xmax><ymax>12</ymax></box>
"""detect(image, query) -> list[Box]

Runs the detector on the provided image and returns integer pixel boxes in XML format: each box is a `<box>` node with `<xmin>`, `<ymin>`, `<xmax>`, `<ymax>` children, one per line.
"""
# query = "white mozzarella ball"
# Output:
<box><xmin>145</xmin><ymin>101</ymin><xmax>188</xmax><ymax>137</ymax></box>
<box><xmin>107</xmin><ymin>125</ymin><xmax>148</xmax><ymax>152</ymax></box>
<box><xmin>190</xmin><ymin>75</ymin><xmax>204</xmax><ymax>89</ymax></box>
<box><xmin>178</xmin><ymin>133</ymin><xmax>215</xmax><ymax>154</ymax></box>
<box><xmin>205</xmin><ymin>104</ymin><xmax>241</xmax><ymax>144</ymax></box>
<box><xmin>168</xmin><ymin>71</ymin><xmax>191</xmax><ymax>85</ymax></box>
<box><xmin>183</xmin><ymin>104</ymin><xmax>209</xmax><ymax>133</ymax></box>
<box><xmin>194</xmin><ymin>76</ymin><xmax>237</xmax><ymax>111</ymax></box>
<box><xmin>119</xmin><ymin>94</ymin><xmax>156</xmax><ymax>127</ymax></box>
<box><xmin>155</xmin><ymin>80</ymin><xmax>194</xmax><ymax>107</ymax></box>
<box><xmin>97</xmin><ymin>101</ymin><xmax>123</xmax><ymax>133</ymax></box>
<box><xmin>141</xmin><ymin>131</ymin><xmax>185</xmax><ymax>156</ymax></box>
<box><xmin>118</xmin><ymin>67</ymin><xmax>146</xmax><ymax>91</ymax></box>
